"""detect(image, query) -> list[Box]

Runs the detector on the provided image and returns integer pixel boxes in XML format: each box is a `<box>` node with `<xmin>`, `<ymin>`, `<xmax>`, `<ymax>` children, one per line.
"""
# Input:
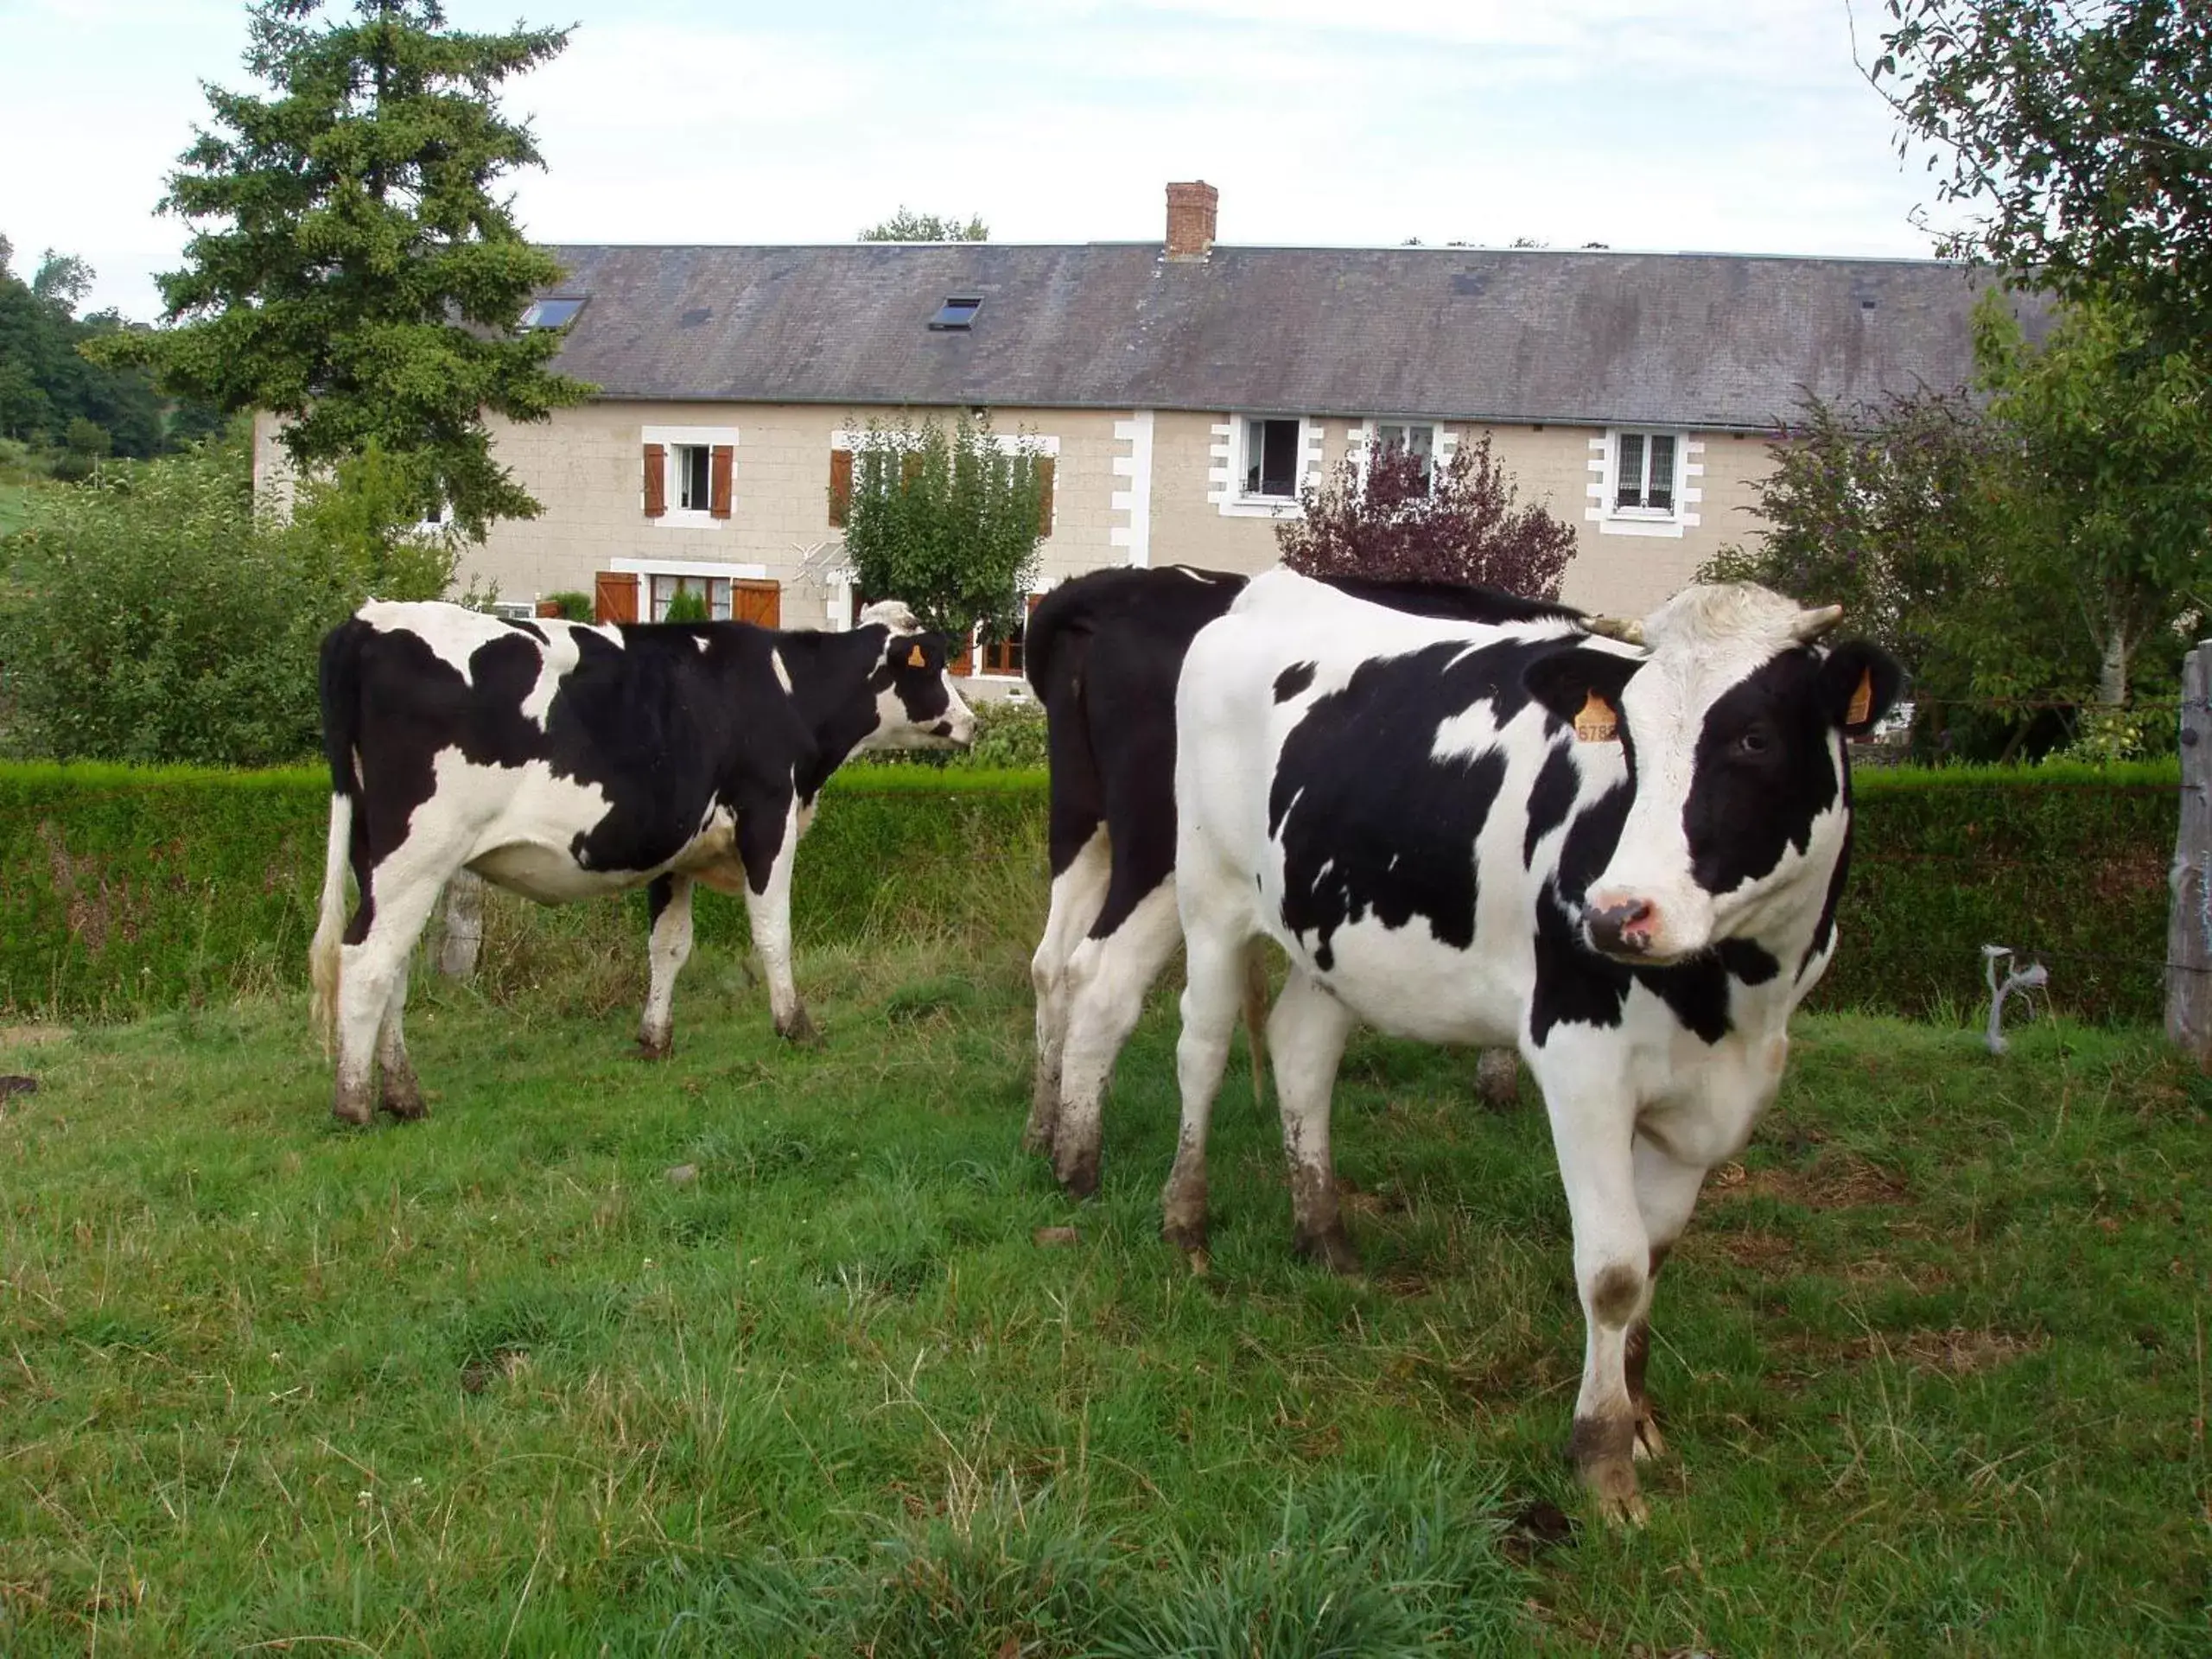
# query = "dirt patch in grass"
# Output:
<box><xmin>1713</xmin><ymin>1153</ymin><xmax>1910</xmax><ymax>1210</ymax></box>
<box><xmin>1770</xmin><ymin>1325</ymin><xmax>2044</xmax><ymax>1389</ymax></box>
<box><xmin>0</xmin><ymin>1024</ymin><xmax>70</xmax><ymax>1048</ymax></box>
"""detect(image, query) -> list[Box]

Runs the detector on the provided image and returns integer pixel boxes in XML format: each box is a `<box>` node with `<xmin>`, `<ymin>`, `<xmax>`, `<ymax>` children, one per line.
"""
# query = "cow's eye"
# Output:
<box><xmin>1733</xmin><ymin>728</ymin><xmax>1771</xmax><ymax>758</ymax></box>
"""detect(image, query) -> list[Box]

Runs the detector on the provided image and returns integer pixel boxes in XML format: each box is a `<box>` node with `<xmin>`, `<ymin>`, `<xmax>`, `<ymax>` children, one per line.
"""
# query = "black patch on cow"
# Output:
<box><xmin>1269</xmin><ymin>642</ymin><xmax>1550</xmax><ymax>969</ymax></box>
<box><xmin>1681</xmin><ymin>649</ymin><xmax>1845</xmax><ymax>899</ymax></box>
<box><xmin>1274</xmin><ymin>661</ymin><xmax>1316</xmax><ymax>703</ymax></box>
<box><xmin>1522</xmin><ymin>741</ymin><xmax>1578</xmax><ymax>866</ymax></box>
<box><xmin>1522</xmin><ymin>645</ymin><xmax>1645</xmax><ymax>737</ymax></box>
<box><xmin>499</xmin><ymin>617</ymin><xmax>549</xmax><ymax>644</ymax></box>
<box><xmin>1820</xmin><ymin>639</ymin><xmax>1906</xmax><ymax>738</ymax></box>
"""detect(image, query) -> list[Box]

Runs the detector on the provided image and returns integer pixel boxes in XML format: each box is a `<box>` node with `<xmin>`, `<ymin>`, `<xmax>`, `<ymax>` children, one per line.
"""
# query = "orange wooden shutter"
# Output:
<box><xmin>642</xmin><ymin>444</ymin><xmax>666</xmax><ymax>518</ymax></box>
<box><xmin>709</xmin><ymin>445</ymin><xmax>734</xmax><ymax>518</ymax></box>
<box><xmin>594</xmin><ymin>570</ymin><xmax>639</xmax><ymax>623</ymax></box>
<box><xmin>534</xmin><ymin>599</ymin><xmax>562</xmax><ymax>618</ymax></box>
<box><xmin>947</xmin><ymin>627</ymin><xmax>975</xmax><ymax>677</ymax></box>
<box><xmin>734</xmin><ymin>579</ymin><xmax>780</xmax><ymax>628</ymax></box>
<box><xmin>828</xmin><ymin>448</ymin><xmax>854</xmax><ymax>526</ymax></box>
<box><xmin>1033</xmin><ymin>456</ymin><xmax>1055</xmax><ymax>537</ymax></box>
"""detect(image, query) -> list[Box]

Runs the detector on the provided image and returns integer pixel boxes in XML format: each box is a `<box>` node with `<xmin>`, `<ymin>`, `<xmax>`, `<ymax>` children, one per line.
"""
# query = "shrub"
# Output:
<box><xmin>542</xmin><ymin>589</ymin><xmax>592</xmax><ymax>620</ymax></box>
<box><xmin>662</xmin><ymin>588</ymin><xmax>710</xmax><ymax>623</ymax></box>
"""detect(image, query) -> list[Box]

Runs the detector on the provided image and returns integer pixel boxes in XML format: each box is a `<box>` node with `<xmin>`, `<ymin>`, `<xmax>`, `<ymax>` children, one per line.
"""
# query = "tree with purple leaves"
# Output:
<box><xmin>1275</xmin><ymin>435</ymin><xmax>1577</xmax><ymax>600</ymax></box>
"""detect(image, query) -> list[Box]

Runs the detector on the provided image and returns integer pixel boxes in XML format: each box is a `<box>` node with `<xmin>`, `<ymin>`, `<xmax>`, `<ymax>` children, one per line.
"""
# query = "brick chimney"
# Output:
<box><xmin>1165</xmin><ymin>181</ymin><xmax>1218</xmax><ymax>261</ymax></box>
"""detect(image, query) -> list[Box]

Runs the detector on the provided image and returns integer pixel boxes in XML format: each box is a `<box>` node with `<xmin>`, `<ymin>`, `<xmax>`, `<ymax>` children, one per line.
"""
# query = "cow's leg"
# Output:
<box><xmin>638</xmin><ymin>873</ymin><xmax>696</xmax><ymax>1060</ymax></box>
<box><xmin>1269</xmin><ymin>965</ymin><xmax>1357</xmax><ymax>1274</ymax></box>
<box><xmin>738</xmin><ymin>798</ymin><xmax>812</xmax><ymax>1042</ymax></box>
<box><xmin>1160</xmin><ymin>909</ymin><xmax>1249</xmax><ymax>1255</ymax></box>
<box><xmin>1624</xmin><ymin>1131</ymin><xmax>1707</xmax><ymax>1462</ymax></box>
<box><xmin>374</xmin><ymin>970</ymin><xmax>426</xmax><ymax>1121</ymax></box>
<box><xmin>1052</xmin><ymin>881</ymin><xmax>1181</xmax><ymax>1198</ymax></box>
<box><xmin>1537</xmin><ymin>1065</ymin><xmax>1650</xmax><ymax>1522</ymax></box>
<box><xmin>333</xmin><ymin>858</ymin><xmax>450</xmax><ymax>1128</ymax></box>
<box><xmin>1026</xmin><ymin>827</ymin><xmax>1110</xmax><ymax>1155</ymax></box>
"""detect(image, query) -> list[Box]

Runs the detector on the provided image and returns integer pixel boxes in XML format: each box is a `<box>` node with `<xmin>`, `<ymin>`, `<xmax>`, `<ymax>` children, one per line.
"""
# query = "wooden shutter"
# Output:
<box><xmin>643</xmin><ymin>444</ymin><xmax>666</xmax><ymax>518</ymax></box>
<box><xmin>594</xmin><ymin>570</ymin><xmax>639</xmax><ymax>624</ymax></box>
<box><xmin>534</xmin><ymin>599</ymin><xmax>562</xmax><ymax>618</ymax></box>
<box><xmin>1033</xmin><ymin>456</ymin><xmax>1055</xmax><ymax>537</ymax></box>
<box><xmin>709</xmin><ymin>444</ymin><xmax>734</xmax><ymax>518</ymax></box>
<box><xmin>733</xmin><ymin>579</ymin><xmax>780</xmax><ymax>629</ymax></box>
<box><xmin>948</xmin><ymin>627</ymin><xmax>974</xmax><ymax>677</ymax></box>
<box><xmin>828</xmin><ymin>448</ymin><xmax>854</xmax><ymax>526</ymax></box>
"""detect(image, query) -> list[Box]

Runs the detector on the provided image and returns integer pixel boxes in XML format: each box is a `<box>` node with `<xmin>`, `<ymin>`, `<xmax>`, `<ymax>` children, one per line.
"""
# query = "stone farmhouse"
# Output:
<box><xmin>257</xmin><ymin>182</ymin><xmax>2007</xmax><ymax>688</ymax></box>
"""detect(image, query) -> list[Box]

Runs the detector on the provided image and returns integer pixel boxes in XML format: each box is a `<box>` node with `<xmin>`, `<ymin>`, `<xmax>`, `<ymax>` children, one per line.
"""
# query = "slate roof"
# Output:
<box><xmin>539</xmin><ymin>242</ymin><xmax>2030</xmax><ymax>433</ymax></box>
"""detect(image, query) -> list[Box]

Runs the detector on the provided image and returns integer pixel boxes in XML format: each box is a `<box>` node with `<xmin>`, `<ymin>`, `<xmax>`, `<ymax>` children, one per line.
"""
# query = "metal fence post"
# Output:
<box><xmin>2164</xmin><ymin>641</ymin><xmax>2212</xmax><ymax>1065</ymax></box>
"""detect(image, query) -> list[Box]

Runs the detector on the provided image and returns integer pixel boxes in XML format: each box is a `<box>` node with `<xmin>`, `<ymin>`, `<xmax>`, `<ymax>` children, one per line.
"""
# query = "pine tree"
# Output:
<box><xmin>86</xmin><ymin>0</ymin><xmax>591</xmax><ymax>536</ymax></box>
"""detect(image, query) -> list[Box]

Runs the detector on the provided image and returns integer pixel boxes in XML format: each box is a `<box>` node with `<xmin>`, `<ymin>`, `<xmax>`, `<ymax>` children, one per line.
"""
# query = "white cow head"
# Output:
<box><xmin>855</xmin><ymin>601</ymin><xmax>977</xmax><ymax>751</ymax></box>
<box><xmin>1527</xmin><ymin>582</ymin><xmax>1903</xmax><ymax>964</ymax></box>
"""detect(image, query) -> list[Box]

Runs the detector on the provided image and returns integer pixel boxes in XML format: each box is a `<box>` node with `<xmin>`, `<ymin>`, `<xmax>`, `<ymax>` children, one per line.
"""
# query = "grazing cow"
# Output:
<box><xmin>1169</xmin><ymin>570</ymin><xmax>1900</xmax><ymax>1518</ymax></box>
<box><xmin>309</xmin><ymin>600</ymin><xmax>973</xmax><ymax>1125</ymax></box>
<box><xmin>1023</xmin><ymin>564</ymin><xmax>1573</xmax><ymax>1197</ymax></box>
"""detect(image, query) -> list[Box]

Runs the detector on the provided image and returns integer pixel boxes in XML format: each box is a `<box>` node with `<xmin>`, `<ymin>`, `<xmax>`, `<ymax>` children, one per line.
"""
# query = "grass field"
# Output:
<box><xmin>1</xmin><ymin>929</ymin><xmax>2207</xmax><ymax>1656</ymax></box>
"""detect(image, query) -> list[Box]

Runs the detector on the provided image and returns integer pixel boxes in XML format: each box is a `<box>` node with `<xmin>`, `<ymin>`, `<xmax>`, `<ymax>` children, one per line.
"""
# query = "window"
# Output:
<box><xmin>641</xmin><ymin>426</ymin><xmax>738</xmax><ymax>524</ymax></box>
<box><xmin>519</xmin><ymin>296</ymin><xmax>584</xmax><ymax>331</ymax></box>
<box><xmin>675</xmin><ymin>444</ymin><xmax>713</xmax><ymax>512</ymax></box>
<box><xmin>1373</xmin><ymin>421</ymin><xmax>1436</xmax><ymax>486</ymax></box>
<box><xmin>928</xmin><ymin>296</ymin><xmax>982</xmax><ymax>330</ymax></box>
<box><xmin>1613</xmin><ymin>430</ymin><xmax>1678</xmax><ymax>515</ymax></box>
<box><xmin>643</xmin><ymin>573</ymin><xmax>780</xmax><ymax>624</ymax></box>
<box><xmin>978</xmin><ymin>595</ymin><xmax>1043</xmax><ymax>677</ymax></box>
<box><xmin>1243</xmin><ymin>416</ymin><xmax>1302</xmax><ymax>499</ymax></box>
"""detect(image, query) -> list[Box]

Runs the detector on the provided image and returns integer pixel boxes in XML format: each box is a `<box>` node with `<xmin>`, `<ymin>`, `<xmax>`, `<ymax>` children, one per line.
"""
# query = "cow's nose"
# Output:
<box><xmin>1586</xmin><ymin>897</ymin><xmax>1657</xmax><ymax>957</ymax></box>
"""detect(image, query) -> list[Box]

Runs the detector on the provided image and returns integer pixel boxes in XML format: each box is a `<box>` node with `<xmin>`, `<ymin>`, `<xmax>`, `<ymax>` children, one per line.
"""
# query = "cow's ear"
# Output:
<box><xmin>1818</xmin><ymin>639</ymin><xmax>1904</xmax><ymax>737</ymax></box>
<box><xmin>1522</xmin><ymin>645</ymin><xmax>1643</xmax><ymax>737</ymax></box>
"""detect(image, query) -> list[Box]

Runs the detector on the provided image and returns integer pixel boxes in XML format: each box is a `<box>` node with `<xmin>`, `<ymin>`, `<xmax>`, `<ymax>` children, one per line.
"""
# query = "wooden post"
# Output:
<box><xmin>2165</xmin><ymin>641</ymin><xmax>2212</xmax><ymax>1065</ymax></box>
<box><xmin>437</xmin><ymin>870</ymin><xmax>485</xmax><ymax>980</ymax></box>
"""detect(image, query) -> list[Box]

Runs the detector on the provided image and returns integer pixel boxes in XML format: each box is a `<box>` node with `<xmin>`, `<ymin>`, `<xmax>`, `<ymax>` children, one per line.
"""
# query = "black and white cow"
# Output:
<box><xmin>1023</xmin><ymin>563</ymin><xmax>1576</xmax><ymax>1197</ymax></box>
<box><xmin>309</xmin><ymin>599</ymin><xmax>973</xmax><ymax>1125</ymax></box>
<box><xmin>1168</xmin><ymin>569</ymin><xmax>1900</xmax><ymax>1519</ymax></box>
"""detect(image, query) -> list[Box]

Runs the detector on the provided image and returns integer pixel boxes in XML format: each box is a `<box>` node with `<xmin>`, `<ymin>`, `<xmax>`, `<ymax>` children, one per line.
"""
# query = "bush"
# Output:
<box><xmin>662</xmin><ymin>588</ymin><xmax>710</xmax><ymax>623</ymax></box>
<box><xmin>543</xmin><ymin>589</ymin><xmax>593</xmax><ymax>620</ymax></box>
<box><xmin>0</xmin><ymin>434</ymin><xmax>454</xmax><ymax>766</ymax></box>
<box><xmin>0</xmin><ymin>760</ymin><xmax>2178</xmax><ymax>1027</ymax></box>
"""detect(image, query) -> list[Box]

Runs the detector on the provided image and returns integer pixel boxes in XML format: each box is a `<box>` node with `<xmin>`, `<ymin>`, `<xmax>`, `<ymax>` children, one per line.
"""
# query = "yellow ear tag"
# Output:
<box><xmin>1573</xmin><ymin>690</ymin><xmax>1618</xmax><ymax>743</ymax></box>
<box><xmin>906</xmin><ymin>645</ymin><xmax>925</xmax><ymax>668</ymax></box>
<box><xmin>1846</xmin><ymin>667</ymin><xmax>1872</xmax><ymax>727</ymax></box>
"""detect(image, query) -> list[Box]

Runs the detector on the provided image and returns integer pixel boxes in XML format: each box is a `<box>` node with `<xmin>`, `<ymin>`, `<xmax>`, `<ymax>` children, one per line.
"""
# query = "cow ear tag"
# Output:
<box><xmin>1573</xmin><ymin>690</ymin><xmax>1618</xmax><ymax>743</ymax></box>
<box><xmin>906</xmin><ymin>644</ymin><xmax>925</xmax><ymax>668</ymax></box>
<box><xmin>1846</xmin><ymin>667</ymin><xmax>1872</xmax><ymax>727</ymax></box>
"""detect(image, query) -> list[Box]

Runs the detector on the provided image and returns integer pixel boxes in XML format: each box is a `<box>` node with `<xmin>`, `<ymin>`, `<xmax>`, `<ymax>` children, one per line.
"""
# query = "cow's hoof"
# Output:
<box><xmin>1055</xmin><ymin>1146</ymin><xmax>1101</xmax><ymax>1200</ymax></box>
<box><xmin>378</xmin><ymin>1080</ymin><xmax>428</xmax><ymax>1122</ymax></box>
<box><xmin>1294</xmin><ymin>1224</ymin><xmax>1361</xmax><ymax>1277</ymax></box>
<box><xmin>1632</xmin><ymin>1407</ymin><xmax>1668</xmax><ymax>1462</ymax></box>
<box><xmin>1583</xmin><ymin>1460</ymin><xmax>1648</xmax><ymax>1526</ymax></box>
<box><xmin>775</xmin><ymin>1007</ymin><xmax>820</xmax><ymax>1046</ymax></box>
<box><xmin>636</xmin><ymin>1035</ymin><xmax>672</xmax><ymax>1063</ymax></box>
<box><xmin>331</xmin><ymin>1096</ymin><xmax>373</xmax><ymax>1128</ymax></box>
<box><xmin>1161</xmin><ymin>1213</ymin><xmax>1210</xmax><ymax>1256</ymax></box>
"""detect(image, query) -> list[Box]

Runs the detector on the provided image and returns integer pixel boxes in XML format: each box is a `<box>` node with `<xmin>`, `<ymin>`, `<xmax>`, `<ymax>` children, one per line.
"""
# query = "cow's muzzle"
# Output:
<box><xmin>1585</xmin><ymin>897</ymin><xmax>1659</xmax><ymax>959</ymax></box>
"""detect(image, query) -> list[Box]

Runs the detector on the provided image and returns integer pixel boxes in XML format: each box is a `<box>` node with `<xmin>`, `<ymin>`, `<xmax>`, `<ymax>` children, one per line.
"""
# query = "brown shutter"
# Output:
<box><xmin>709</xmin><ymin>445</ymin><xmax>734</xmax><ymax>518</ymax></box>
<box><xmin>734</xmin><ymin>579</ymin><xmax>780</xmax><ymax>629</ymax></box>
<box><xmin>1033</xmin><ymin>456</ymin><xmax>1055</xmax><ymax>537</ymax></box>
<box><xmin>828</xmin><ymin>447</ymin><xmax>853</xmax><ymax>526</ymax></box>
<box><xmin>594</xmin><ymin>570</ymin><xmax>639</xmax><ymax>624</ymax></box>
<box><xmin>534</xmin><ymin>599</ymin><xmax>562</xmax><ymax>618</ymax></box>
<box><xmin>948</xmin><ymin>627</ymin><xmax>974</xmax><ymax>677</ymax></box>
<box><xmin>642</xmin><ymin>444</ymin><xmax>666</xmax><ymax>518</ymax></box>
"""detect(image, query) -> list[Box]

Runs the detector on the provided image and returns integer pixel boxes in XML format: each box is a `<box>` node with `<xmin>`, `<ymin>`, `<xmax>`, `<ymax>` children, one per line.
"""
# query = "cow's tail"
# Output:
<box><xmin>310</xmin><ymin>624</ymin><xmax>362</xmax><ymax>1056</ymax></box>
<box><xmin>1243</xmin><ymin>938</ymin><xmax>1269</xmax><ymax>1109</ymax></box>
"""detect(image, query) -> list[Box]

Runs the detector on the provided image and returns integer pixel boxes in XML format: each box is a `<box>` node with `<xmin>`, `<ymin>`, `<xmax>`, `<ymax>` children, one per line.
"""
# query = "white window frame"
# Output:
<box><xmin>1351</xmin><ymin>418</ymin><xmax>1455</xmax><ymax>493</ymax></box>
<box><xmin>1211</xmin><ymin>414</ymin><xmax>1322</xmax><ymax>518</ymax></box>
<box><xmin>1587</xmin><ymin>429</ymin><xmax>1703</xmax><ymax>539</ymax></box>
<box><xmin>644</xmin><ymin>424</ymin><xmax>741</xmax><ymax>530</ymax></box>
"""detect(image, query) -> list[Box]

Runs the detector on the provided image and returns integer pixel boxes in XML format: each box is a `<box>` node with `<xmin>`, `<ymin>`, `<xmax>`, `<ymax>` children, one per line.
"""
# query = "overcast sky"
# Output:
<box><xmin>1</xmin><ymin>0</ymin><xmax>1959</xmax><ymax>321</ymax></box>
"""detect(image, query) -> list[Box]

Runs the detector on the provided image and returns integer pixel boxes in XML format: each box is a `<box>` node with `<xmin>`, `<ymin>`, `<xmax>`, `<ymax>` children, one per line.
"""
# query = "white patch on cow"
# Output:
<box><xmin>695</xmin><ymin>636</ymin><xmax>711</xmax><ymax>654</ymax></box>
<box><xmin>771</xmin><ymin>648</ymin><xmax>793</xmax><ymax>692</ymax></box>
<box><xmin>518</xmin><ymin>622</ymin><xmax>582</xmax><ymax>730</ymax></box>
<box><xmin>858</xmin><ymin>599</ymin><xmax>920</xmax><ymax>632</ymax></box>
<box><xmin>360</xmin><ymin>599</ymin><xmax>512</xmax><ymax>686</ymax></box>
<box><xmin>440</xmin><ymin>749</ymin><xmax>627</xmax><ymax>903</ymax></box>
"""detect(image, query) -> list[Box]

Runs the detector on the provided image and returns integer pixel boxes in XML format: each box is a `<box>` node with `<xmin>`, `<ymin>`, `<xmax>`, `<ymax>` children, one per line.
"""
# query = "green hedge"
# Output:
<box><xmin>0</xmin><ymin>760</ymin><xmax>2178</xmax><ymax>1027</ymax></box>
